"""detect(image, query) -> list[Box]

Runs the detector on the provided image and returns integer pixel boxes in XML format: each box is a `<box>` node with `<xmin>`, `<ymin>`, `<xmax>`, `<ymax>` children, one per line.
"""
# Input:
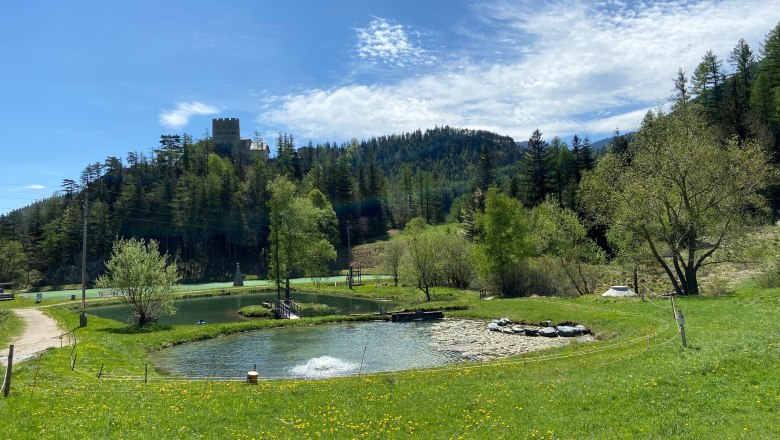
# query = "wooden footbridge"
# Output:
<box><xmin>273</xmin><ymin>299</ymin><xmax>300</xmax><ymax>319</ymax></box>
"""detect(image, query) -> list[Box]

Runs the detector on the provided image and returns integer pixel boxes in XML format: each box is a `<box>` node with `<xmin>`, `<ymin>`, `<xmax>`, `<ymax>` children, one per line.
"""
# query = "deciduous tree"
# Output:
<box><xmin>95</xmin><ymin>238</ymin><xmax>179</xmax><ymax>326</ymax></box>
<box><xmin>580</xmin><ymin>106</ymin><xmax>774</xmax><ymax>295</ymax></box>
<box><xmin>268</xmin><ymin>176</ymin><xmax>337</xmax><ymax>299</ymax></box>
<box><xmin>474</xmin><ymin>188</ymin><xmax>532</xmax><ymax>296</ymax></box>
<box><xmin>531</xmin><ymin>201</ymin><xmax>604</xmax><ymax>296</ymax></box>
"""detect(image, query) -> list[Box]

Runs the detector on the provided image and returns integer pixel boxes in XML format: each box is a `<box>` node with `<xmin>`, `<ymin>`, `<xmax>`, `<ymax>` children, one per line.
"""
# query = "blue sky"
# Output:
<box><xmin>1</xmin><ymin>0</ymin><xmax>778</xmax><ymax>214</ymax></box>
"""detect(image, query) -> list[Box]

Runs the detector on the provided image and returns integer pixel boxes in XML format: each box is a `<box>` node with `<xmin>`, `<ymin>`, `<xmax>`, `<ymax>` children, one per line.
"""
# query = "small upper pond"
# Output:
<box><xmin>88</xmin><ymin>292</ymin><xmax>391</xmax><ymax>325</ymax></box>
<box><xmin>152</xmin><ymin>321</ymin><xmax>464</xmax><ymax>379</ymax></box>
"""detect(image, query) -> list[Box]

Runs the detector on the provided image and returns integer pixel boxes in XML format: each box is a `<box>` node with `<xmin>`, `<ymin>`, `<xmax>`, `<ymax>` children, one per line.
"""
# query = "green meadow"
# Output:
<box><xmin>1</xmin><ymin>282</ymin><xmax>778</xmax><ymax>439</ymax></box>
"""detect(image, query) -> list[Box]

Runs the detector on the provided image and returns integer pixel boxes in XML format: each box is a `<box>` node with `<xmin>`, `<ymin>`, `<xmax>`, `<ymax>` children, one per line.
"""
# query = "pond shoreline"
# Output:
<box><xmin>429</xmin><ymin>319</ymin><xmax>594</xmax><ymax>360</ymax></box>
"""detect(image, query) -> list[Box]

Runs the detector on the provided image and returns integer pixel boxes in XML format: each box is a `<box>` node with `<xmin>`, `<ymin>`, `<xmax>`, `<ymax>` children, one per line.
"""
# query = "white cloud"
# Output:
<box><xmin>264</xmin><ymin>0</ymin><xmax>780</xmax><ymax>141</ymax></box>
<box><xmin>25</xmin><ymin>184</ymin><xmax>46</xmax><ymax>190</ymax></box>
<box><xmin>355</xmin><ymin>18</ymin><xmax>431</xmax><ymax>67</ymax></box>
<box><xmin>159</xmin><ymin>101</ymin><xmax>219</xmax><ymax>128</ymax></box>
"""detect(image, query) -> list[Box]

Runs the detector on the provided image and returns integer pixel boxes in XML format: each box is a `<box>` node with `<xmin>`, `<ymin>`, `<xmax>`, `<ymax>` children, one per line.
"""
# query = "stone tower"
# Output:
<box><xmin>212</xmin><ymin>118</ymin><xmax>240</xmax><ymax>154</ymax></box>
<box><xmin>212</xmin><ymin>118</ymin><xmax>252</xmax><ymax>160</ymax></box>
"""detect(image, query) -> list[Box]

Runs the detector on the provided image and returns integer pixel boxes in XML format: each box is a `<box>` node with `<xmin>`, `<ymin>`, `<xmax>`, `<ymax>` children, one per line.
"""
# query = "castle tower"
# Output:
<box><xmin>211</xmin><ymin>117</ymin><xmax>264</xmax><ymax>163</ymax></box>
<box><xmin>212</xmin><ymin>118</ymin><xmax>241</xmax><ymax>149</ymax></box>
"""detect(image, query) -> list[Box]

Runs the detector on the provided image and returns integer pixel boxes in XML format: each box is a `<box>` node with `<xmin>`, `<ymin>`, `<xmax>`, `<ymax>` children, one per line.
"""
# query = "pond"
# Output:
<box><xmin>152</xmin><ymin>321</ymin><xmax>465</xmax><ymax>379</ymax></box>
<box><xmin>88</xmin><ymin>292</ymin><xmax>392</xmax><ymax>325</ymax></box>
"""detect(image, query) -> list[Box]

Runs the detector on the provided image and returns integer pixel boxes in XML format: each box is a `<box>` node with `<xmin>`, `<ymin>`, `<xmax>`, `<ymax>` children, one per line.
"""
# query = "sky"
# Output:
<box><xmin>1</xmin><ymin>0</ymin><xmax>779</xmax><ymax>215</ymax></box>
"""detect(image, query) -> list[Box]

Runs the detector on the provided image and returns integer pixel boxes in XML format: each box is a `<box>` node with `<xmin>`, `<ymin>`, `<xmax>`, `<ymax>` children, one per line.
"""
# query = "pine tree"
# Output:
<box><xmin>751</xmin><ymin>23</ymin><xmax>780</xmax><ymax>127</ymax></box>
<box><xmin>672</xmin><ymin>68</ymin><xmax>691</xmax><ymax>111</ymax></box>
<box><xmin>476</xmin><ymin>143</ymin><xmax>493</xmax><ymax>193</ymax></box>
<box><xmin>579</xmin><ymin>135</ymin><xmax>594</xmax><ymax>172</ymax></box>
<box><xmin>571</xmin><ymin>134</ymin><xmax>582</xmax><ymax>183</ymax></box>
<box><xmin>609</xmin><ymin>128</ymin><xmax>629</xmax><ymax>156</ymax></box>
<box><xmin>692</xmin><ymin>50</ymin><xmax>724</xmax><ymax>120</ymax></box>
<box><xmin>522</xmin><ymin>129</ymin><xmax>552</xmax><ymax>206</ymax></box>
<box><xmin>726</xmin><ymin>39</ymin><xmax>756</xmax><ymax>141</ymax></box>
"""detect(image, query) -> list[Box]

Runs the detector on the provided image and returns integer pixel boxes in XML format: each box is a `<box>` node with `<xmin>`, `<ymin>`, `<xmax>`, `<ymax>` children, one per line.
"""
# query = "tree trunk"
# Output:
<box><xmin>685</xmin><ymin>265</ymin><xmax>699</xmax><ymax>295</ymax></box>
<box><xmin>420</xmin><ymin>284</ymin><xmax>431</xmax><ymax>302</ymax></box>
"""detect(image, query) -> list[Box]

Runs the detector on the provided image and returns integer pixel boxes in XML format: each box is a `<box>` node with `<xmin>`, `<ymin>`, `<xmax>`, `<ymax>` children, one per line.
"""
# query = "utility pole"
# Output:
<box><xmin>80</xmin><ymin>184</ymin><xmax>88</xmax><ymax>327</ymax></box>
<box><xmin>274</xmin><ymin>213</ymin><xmax>281</xmax><ymax>303</ymax></box>
<box><xmin>346</xmin><ymin>221</ymin><xmax>352</xmax><ymax>289</ymax></box>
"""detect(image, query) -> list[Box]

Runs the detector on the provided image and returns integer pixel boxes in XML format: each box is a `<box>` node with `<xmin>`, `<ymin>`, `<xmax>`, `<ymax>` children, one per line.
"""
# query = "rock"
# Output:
<box><xmin>556</xmin><ymin>325</ymin><xmax>579</xmax><ymax>337</ymax></box>
<box><xmin>511</xmin><ymin>325</ymin><xmax>525</xmax><ymax>333</ymax></box>
<box><xmin>574</xmin><ymin>324</ymin><xmax>589</xmax><ymax>334</ymax></box>
<box><xmin>488</xmin><ymin>322</ymin><xmax>500</xmax><ymax>331</ymax></box>
<box><xmin>524</xmin><ymin>328</ymin><xmax>539</xmax><ymax>337</ymax></box>
<box><xmin>497</xmin><ymin>318</ymin><xmax>512</xmax><ymax>326</ymax></box>
<box><xmin>500</xmin><ymin>327</ymin><xmax>514</xmax><ymax>334</ymax></box>
<box><xmin>539</xmin><ymin>327</ymin><xmax>558</xmax><ymax>337</ymax></box>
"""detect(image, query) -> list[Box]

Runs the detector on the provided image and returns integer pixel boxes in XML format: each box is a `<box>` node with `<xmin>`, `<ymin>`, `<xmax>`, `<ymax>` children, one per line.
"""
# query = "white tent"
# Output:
<box><xmin>601</xmin><ymin>285</ymin><xmax>638</xmax><ymax>297</ymax></box>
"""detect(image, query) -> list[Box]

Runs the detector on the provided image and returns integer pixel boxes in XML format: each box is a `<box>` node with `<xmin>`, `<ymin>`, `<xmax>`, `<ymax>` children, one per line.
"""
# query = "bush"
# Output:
<box><xmin>297</xmin><ymin>303</ymin><xmax>339</xmax><ymax>317</ymax></box>
<box><xmin>755</xmin><ymin>258</ymin><xmax>780</xmax><ymax>288</ymax></box>
<box><xmin>479</xmin><ymin>258</ymin><xmax>577</xmax><ymax>297</ymax></box>
<box><xmin>238</xmin><ymin>305</ymin><xmax>274</xmax><ymax>318</ymax></box>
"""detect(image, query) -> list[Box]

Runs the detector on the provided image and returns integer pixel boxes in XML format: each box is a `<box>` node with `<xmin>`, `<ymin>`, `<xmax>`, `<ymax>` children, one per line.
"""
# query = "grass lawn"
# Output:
<box><xmin>0</xmin><ymin>284</ymin><xmax>778</xmax><ymax>439</ymax></box>
<box><xmin>0</xmin><ymin>310</ymin><xmax>23</xmax><ymax>348</ymax></box>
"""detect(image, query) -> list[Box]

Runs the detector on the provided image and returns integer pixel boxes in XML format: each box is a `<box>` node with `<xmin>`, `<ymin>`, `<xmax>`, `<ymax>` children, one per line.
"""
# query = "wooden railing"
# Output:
<box><xmin>274</xmin><ymin>299</ymin><xmax>300</xmax><ymax>319</ymax></box>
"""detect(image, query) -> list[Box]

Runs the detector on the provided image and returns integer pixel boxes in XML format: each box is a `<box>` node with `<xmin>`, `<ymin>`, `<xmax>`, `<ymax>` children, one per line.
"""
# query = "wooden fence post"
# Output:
<box><xmin>676</xmin><ymin>310</ymin><xmax>688</xmax><ymax>348</ymax></box>
<box><xmin>3</xmin><ymin>345</ymin><xmax>13</xmax><ymax>398</ymax></box>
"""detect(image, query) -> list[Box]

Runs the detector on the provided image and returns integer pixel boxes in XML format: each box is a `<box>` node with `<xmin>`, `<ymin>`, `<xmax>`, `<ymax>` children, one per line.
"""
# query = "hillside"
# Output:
<box><xmin>0</xmin><ymin>126</ymin><xmax>609</xmax><ymax>286</ymax></box>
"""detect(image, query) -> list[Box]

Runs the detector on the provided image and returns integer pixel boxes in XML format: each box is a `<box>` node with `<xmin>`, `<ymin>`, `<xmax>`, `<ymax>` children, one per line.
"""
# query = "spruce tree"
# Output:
<box><xmin>476</xmin><ymin>143</ymin><xmax>493</xmax><ymax>193</ymax></box>
<box><xmin>579</xmin><ymin>135</ymin><xmax>594</xmax><ymax>172</ymax></box>
<box><xmin>571</xmin><ymin>134</ymin><xmax>582</xmax><ymax>183</ymax></box>
<box><xmin>522</xmin><ymin>129</ymin><xmax>552</xmax><ymax>206</ymax></box>
<box><xmin>726</xmin><ymin>39</ymin><xmax>756</xmax><ymax>141</ymax></box>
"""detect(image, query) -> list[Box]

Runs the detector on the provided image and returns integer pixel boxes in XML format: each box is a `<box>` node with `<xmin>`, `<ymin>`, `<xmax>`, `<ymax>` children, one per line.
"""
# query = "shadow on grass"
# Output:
<box><xmin>99</xmin><ymin>323</ymin><xmax>175</xmax><ymax>334</ymax></box>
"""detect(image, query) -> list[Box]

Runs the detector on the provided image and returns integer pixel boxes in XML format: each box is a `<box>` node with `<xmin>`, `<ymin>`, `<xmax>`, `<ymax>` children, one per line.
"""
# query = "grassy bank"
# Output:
<box><xmin>0</xmin><ymin>286</ymin><xmax>778</xmax><ymax>438</ymax></box>
<box><xmin>0</xmin><ymin>309</ymin><xmax>23</xmax><ymax>348</ymax></box>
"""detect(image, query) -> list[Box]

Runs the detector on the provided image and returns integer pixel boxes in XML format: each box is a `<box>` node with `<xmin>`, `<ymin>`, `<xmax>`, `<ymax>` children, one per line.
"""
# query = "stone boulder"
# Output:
<box><xmin>497</xmin><ymin>318</ymin><xmax>512</xmax><ymax>327</ymax></box>
<box><xmin>488</xmin><ymin>322</ymin><xmax>500</xmax><ymax>331</ymax></box>
<box><xmin>556</xmin><ymin>326</ymin><xmax>579</xmax><ymax>337</ymax></box>
<box><xmin>511</xmin><ymin>325</ymin><xmax>525</xmax><ymax>333</ymax></box>
<box><xmin>574</xmin><ymin>324</ymin><xmax>589</xmax><ymax>334</ymax></box>
<box><xmin>539</xmin><ymin>327</ymin><xmax>558</xmax><ymax>337</ymax></box>
<box><xmin>524</xmin><ymin>328</ymin><xmax>539</xmax><ymax>337</ymax></box>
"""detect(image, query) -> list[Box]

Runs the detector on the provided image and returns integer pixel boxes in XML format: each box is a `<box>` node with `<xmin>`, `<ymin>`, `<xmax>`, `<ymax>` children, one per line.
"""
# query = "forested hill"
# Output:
<box><xmin>352</xmin><ymin>126</ymin><xmax>520</xmax><ymax>179</ymax></box>
<box><xmin>0</xmin><ymin>125</ymin><xmax>557</xmax><ymax>286</ymax></box>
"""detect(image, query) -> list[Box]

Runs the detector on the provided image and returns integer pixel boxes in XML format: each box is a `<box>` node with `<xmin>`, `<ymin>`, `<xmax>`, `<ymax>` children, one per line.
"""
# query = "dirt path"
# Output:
<box><xmin>0</xmin><ymin>308</ymin><xmax>69</xmax><ymax>365</ymax></box>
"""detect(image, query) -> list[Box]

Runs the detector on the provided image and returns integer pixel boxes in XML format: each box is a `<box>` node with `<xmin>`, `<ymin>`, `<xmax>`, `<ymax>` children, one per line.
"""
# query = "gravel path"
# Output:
<box><xmin>429</xmin><ymin>319</ymin><xmax>593</xmax><ymax>361</ymax></box>
<box><xmin>1</xmin><ymin>308</ymin><xmax>69</xmax><ymax>365</ymax></box>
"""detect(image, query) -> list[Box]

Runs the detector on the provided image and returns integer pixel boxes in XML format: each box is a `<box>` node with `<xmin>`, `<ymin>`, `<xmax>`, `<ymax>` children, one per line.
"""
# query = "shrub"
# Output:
<box><xmin>297</xmin><ymin>303</ymin><xmax>339</xmax><ymax>317</ymax></box>
<box><xmin>755</xmin><ymin>257</ymin><xmax>780</xmax><ymax>288</ymax></box>
<box><xmin>238</xmin><ymin>305</ymin><xmax>274</xmax><ymax>318</ymax></box>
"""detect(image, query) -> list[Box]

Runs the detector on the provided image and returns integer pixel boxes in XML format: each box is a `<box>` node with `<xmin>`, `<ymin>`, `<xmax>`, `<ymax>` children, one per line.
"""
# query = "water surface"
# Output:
<box><xmin>152</xmin><ymin>321</ymin><xmax>463</xmax><ymax>379</ymax></box>
<box><xmin>89</xmin><ymin>292</ymin><xmax>391</xmax><ymax>325</ymax></box>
